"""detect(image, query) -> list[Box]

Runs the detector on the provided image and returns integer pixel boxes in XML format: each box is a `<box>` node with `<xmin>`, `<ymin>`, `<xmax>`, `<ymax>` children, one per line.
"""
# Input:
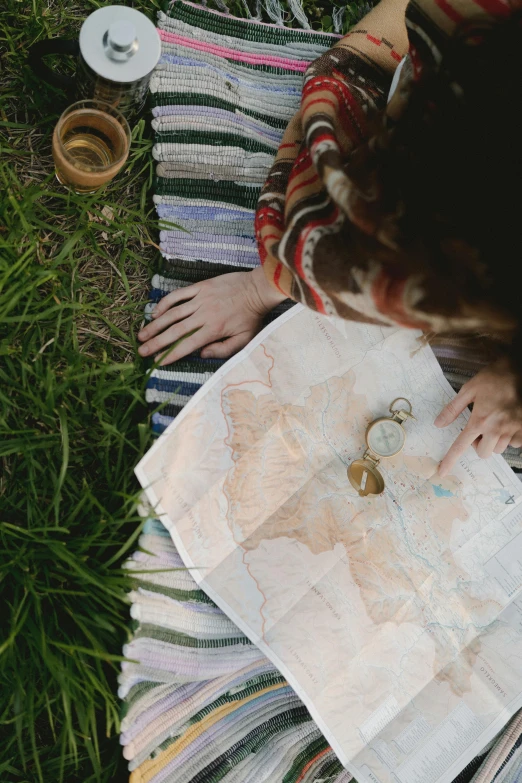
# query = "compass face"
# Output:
<box><xmin>366</xmin><ymin>418</ymin><xmax>405</xmax><ymax>457</ymax></box>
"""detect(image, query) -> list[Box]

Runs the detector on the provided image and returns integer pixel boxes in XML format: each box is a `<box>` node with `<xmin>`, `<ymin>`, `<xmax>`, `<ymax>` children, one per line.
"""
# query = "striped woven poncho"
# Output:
<box><xmin>256</xmin><ymin>0</ymin><xmax>518</xmax><ymax>331</ymax></box>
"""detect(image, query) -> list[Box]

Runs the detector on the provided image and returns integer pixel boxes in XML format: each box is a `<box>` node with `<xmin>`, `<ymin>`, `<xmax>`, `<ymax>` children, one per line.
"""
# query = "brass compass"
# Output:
<box><xmin>348</xmin><ymin>398</ymin><xmax>415</xmax><ymax>497</ymax></box>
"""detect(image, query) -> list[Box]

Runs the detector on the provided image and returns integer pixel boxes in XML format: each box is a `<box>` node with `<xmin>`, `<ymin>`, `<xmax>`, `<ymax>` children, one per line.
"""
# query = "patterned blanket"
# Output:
<box><xmin>120</xmin><ymin>5</ymin><xmax>349</xmax><ymax>782</ymax></box>
<box><xmin>118</xmin><ymin>3</ymin><xmax>522</xmax><ymax>781</ymax></box>
<box><xmin>144</xmin><ymin>1</ymin><xmax>338</xmax><ymax>436</ymax></box>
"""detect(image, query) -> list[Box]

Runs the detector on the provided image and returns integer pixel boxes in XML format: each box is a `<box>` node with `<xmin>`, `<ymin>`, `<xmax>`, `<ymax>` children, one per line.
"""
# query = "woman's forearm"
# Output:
<box><xmin>251</xmin><ymin>266</ymin><xmax>288</xmax><ymax>311</ymax></box>
<box><xmin>335</xmin><ymin>0</ymin><xmax>410</xmax><ymax>74</ymax></box>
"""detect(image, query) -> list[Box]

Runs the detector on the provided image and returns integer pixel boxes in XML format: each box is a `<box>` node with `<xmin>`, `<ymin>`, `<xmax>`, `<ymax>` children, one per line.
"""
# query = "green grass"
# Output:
<box><xmin>0</xmin><ymin>0</ymin><xmax>364</xmax><ymax>780</ymax></box>
<box><xmin>0</xmin><ymin>1</ymin><xmax>160</xmax><ymax>780</ymax></box>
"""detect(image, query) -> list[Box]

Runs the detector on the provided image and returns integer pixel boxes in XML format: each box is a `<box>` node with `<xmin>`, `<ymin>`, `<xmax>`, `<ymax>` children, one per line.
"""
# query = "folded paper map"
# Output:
<box><xmin>136</xmin><ymin>305</ymin><xmax>522</xmax><ymax>783</ymax></box>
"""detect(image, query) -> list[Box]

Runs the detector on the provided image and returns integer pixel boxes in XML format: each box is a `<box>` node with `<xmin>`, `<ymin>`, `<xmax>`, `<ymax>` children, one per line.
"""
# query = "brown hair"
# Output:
<box><xmin>346</xmin><ymin>10</ymin><xmax>522</xmax><ymax>389</ymax></box>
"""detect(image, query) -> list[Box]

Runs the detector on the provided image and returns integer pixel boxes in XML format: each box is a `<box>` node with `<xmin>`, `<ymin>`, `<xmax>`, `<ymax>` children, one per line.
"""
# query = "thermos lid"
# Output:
<box><xmin>79</xmin><ymin>6</ymin><xmax>161</xmax><ymax>84</ymax></box>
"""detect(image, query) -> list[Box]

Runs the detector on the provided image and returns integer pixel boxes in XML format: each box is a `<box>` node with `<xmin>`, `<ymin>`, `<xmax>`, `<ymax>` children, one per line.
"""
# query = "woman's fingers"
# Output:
<box><xmin>200</xmin><ymin>332</ymin><xmax>252</xmax><ymax>360</ymax></box>
<box><xmin>475</xmin><ymin>432</ymin><xmax>501</xmax><ymax>459</ymax></box>
<box><xmin>138</xmin><ymin>315</ymin><xmax>202</xmax><ymax>358</ymax></box>
<box><xmin>510</xmin><ymin>432</ymin><xmax>522</xmax><ymax>449</ymax></box>
<box><xmin>135</xmin><ymin>273</ymin><xmax>269</xmax><ymax>367</ymax></box>
<box><xmin>434</xmin><ymin>385</ymin><xmax>474</xmax><ymax>428</ymax></box>
<box><xmin>138</xmin><ymin>301</ymin><xmax>196</xmax><ymax>343</ymax></box>
<box><xmin>158</xmin><ymin>327</ymin><xmax>212</xmax><ymax>366</ymax></box>
<box><xmin>494</xmin><ymin>434</ymin><xmax>513</xmax><ymax>454</ymax></box>
<box><xmin>438</xmin><ymin>424</ymin><xmax>480</xmax><ymax>477</ymax></box>
<box><xmin>152</xmin><ymin>284</ymin><xmax>200</xmax><ymax>319</ymax></box>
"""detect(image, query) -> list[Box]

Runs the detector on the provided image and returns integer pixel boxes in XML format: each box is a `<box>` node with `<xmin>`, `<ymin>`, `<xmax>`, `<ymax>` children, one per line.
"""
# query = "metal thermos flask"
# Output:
<box><xmin>28</xmin><ymin>6</ymin><xmax>161</xmax><ymax>122</ymax></box>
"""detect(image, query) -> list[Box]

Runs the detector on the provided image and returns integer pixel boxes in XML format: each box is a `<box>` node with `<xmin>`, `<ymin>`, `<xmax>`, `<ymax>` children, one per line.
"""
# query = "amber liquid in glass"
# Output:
<box><xmin>62</xmin><ymin>128</ymin><xmax>115</xmax><ymax>168</ymax></box>
<box><xmin>53</xmin><ymin>106</ymin><xmax>129</xmax><ymax>194</ymax></box>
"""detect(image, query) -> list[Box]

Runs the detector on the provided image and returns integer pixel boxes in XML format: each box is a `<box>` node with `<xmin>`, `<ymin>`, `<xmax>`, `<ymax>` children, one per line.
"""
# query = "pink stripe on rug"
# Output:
<box><xmin>158</xmin><ymin>29</ymin><xmax>309</xmax><ymax>71</ymax></box>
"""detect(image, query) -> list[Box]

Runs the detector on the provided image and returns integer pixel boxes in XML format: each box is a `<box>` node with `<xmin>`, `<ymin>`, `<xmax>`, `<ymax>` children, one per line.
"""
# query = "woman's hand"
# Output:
<box><xmin>435</xmin><ymin>361</ymin><xmax>522</xmax><ymax>477</ymax></box>
<box><xmin>137</xmin><ymin>267</ymin><xmax>286</xmax><ymax>366</ymax></box>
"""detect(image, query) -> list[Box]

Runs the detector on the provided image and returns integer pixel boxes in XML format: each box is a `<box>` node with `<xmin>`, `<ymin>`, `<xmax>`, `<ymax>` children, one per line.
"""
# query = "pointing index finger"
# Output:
<box><xmin>438</xmin><ymin>425</ymin><xmax>480</xmax><ymax>477</ymax></box>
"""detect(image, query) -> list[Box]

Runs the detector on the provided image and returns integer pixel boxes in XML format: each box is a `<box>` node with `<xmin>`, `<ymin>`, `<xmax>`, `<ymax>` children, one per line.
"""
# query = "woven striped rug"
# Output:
<box><xmin>144</xmin><ymin>1</ymin><xmax>341</xmax><ymax>438</ymax></box>
<box><xmin>119</xmin><ymin>4</ymin><xmax>351</xmax><ymax>781</ymax></box>
<box><xmin>118</xmin><ymin>3</ymin><xmax>522</xmax><ymax>782</ymax></box>
<box><xmin>120</xmin><ymin>518</ymin><xmax>351</xmax><ymax>783</ymax></box>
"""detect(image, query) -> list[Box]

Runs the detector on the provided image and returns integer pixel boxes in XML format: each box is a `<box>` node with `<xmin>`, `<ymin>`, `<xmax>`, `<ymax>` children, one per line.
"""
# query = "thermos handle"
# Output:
<box><xmin>27</xmin><ymin>38</ymin><xmax>80</xmax><ymax>91</ymax></box>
